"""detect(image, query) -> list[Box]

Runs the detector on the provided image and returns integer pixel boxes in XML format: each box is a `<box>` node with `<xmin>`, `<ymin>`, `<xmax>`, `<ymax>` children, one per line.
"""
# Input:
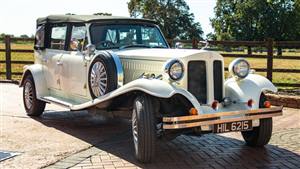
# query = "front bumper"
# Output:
<box><xmin>163</xmin><ymin>106</ymin><xmax>283</xmax><ymax>129</ymax></box>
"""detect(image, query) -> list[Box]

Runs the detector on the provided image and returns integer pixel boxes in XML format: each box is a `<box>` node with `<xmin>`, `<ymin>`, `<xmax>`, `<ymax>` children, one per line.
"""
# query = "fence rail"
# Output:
<box><xmin>1</xmin><ymin>36</ymin><xmax>300</xmax><ymax>87</ymax></box>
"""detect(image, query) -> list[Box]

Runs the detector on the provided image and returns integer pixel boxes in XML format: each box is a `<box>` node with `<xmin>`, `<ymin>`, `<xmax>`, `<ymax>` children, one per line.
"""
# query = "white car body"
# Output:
<box><xmin>20</xmin><ymin>15</ymin><xmax>282</xmax><ymax>132</ymax></box>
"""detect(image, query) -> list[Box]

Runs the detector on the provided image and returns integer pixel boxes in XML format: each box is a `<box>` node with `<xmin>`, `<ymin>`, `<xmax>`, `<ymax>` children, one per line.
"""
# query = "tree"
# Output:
<box><xmin>93</xmin><ymin>12</ymin><xmax>112</xmax><ymax>16</ymax></box>
<box><xmin>20</xmin><ymin>34</ymin><xmax>29</xmax><ymax>38</ymax></box>
<box><xmin>206</xmin><ymin>32</ymin><xmax>217</xmax><ymax>41</ymax></box>
<box><xmin>0</xmin><ymin>33</ymin><xmax>5</xmax><ymax>38</ymax></box>
<box><xmin>128</xmin><ymin>0</ymin><xmax>203</xmax><ymax>40</ymax></box>
<box><xmin>211</xmin><ymin>0</ymin><xmax>300</xmax><ymax>41</ymax></box>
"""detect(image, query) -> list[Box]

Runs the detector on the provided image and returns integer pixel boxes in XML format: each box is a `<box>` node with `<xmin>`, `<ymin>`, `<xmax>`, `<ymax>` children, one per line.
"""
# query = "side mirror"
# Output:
<box><xmin>175</xmin><ymin>42</ymin><xmax>183</xmax><ymax>49</ymax></box>
<box><xmin>84</xmin><ymin>44</ymin><xmax>96</xmax><ymax>57</ymax></box>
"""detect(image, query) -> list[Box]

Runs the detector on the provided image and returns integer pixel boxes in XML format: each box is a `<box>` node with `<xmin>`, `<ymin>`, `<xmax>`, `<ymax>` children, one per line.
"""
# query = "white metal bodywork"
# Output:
<box><xmin>115</xmin><ymin>49</ymin><xmax>224</xmax><ymax>104</ymax></box>
<box><xmin>20</xmin><ymin>64</ymin><xmax>48</xmax><ymax>97</ymax></box>
<box><xmin>225</xmin><ymin>74</ymin><xmax>277</xmax><ymax>109</ymax></box>
<box><xmin>20</xmin><ymin>47</ymin><xmax>277</xmax><ymax>114</ymax></box>
<box><xmin>19</xmin><ymin>19</ymin><xmax>279</xmax><ymax>115</ymax></box>
<box><xmin>70</xmin><ymin>78</ymin><xmax>201</xmax><ymax>111</ymax></box>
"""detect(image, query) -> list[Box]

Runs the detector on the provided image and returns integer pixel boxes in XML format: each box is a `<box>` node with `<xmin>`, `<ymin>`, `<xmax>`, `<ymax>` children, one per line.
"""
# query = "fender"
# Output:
<box><xmin>225</xmin><ymin>74</ymin><xmax>277</xmax><ymax>109</ymax></box>
<box><xmin>71</xmin><ymin>78</ymin><xmax>201</xmax><ymax>111</ymax></box>
<box><xmin>19</xmin><ymin>64</ymin><xmax>48</xmax><ymax>98</ymax></box>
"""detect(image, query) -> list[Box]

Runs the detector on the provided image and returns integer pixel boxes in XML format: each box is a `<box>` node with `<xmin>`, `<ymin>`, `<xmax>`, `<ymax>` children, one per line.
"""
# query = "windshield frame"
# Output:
<box><xmin>89</xmin><ymin>21</ymin><xmax>169</xmax><ymax>50</ymax></box>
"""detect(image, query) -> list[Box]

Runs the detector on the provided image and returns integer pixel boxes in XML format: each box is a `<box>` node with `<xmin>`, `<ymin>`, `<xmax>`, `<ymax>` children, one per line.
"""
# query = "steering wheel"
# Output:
<box><xmin>96</xmin><ymin>40</ymin><xmax>115</xmax><ymax>48</ymax></box>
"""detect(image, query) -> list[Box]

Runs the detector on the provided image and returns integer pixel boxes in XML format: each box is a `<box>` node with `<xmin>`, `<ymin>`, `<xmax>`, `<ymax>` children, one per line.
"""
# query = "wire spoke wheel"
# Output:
<box><xmin>22</xmin><ymin>75</ymin><xmax>45</xmax><ymax>116</ymax></box>
<box><xmin>24</xmin><ymin>81</ymin><xmax>33</xmax><ymax>109</ymax></box>
<box><xmin>90</xmin><ymin>61</ymin><xmax>108</xmax><ymax>97</ymax></box>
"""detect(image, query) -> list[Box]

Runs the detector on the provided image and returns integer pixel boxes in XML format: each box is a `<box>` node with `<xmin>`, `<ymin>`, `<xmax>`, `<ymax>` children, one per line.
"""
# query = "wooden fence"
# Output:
<box><xmin>0</xmin><ymin>35</ymin><xmax>300</xmax><ymax>87</ymax></box>
<box><xmin>0</xmin><ymin>36</ymin><xmax>34</xmax><ymax>80</ymax></box>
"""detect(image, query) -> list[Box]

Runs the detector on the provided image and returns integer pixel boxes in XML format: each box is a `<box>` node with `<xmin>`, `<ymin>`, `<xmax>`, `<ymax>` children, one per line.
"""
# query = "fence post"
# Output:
<box><xmin>192</xmin><ymin>38</ymin><xmax>198</xmax><ymax>49</ymax></box>
<box><xmin>247</xmin><ymin>46</ymin><xmax>252</xmax><ymax>55</ymax></box>
<box><xmin>277</xmin><ymin>47</ymin><xmax>282</xmax><ymax>56</ymax></box>
<box><xmin>5</xmin><ymin>35</ymin><xmax>12</xmax><ymax>80</ymax></box>
<box><xmin>266</xmin><ymin>38</ymin><xmax>274</xmax><ymax>81</ymax></box>
<box><xmin>167</xmin><ymin>39</ymin><xmax>173</xmax><ymax>48</ymax></box>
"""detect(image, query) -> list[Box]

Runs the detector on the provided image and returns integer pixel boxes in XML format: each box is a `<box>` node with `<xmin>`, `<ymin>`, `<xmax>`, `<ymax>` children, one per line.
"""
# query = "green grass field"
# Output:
<box><xmin>0</xmin><ymin>43</ymin><xmax>299</xmax><ymax>88</ymax></box>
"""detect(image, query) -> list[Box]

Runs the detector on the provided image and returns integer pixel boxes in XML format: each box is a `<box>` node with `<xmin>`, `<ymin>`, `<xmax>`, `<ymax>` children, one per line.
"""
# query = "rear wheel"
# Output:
<box><xmin>23</xmin><ymin>75</ymin><xmax>46</xmax><ymax>116</ymax></box>
<box><xmin>241</xmin><ymin>94</ymin><xmax>272</xmax><ymax>146</ymax></box>
<box><xmin>132</xmin><ymin>95</ymin><xmax>156</xmax><ymax>163</ymax></box>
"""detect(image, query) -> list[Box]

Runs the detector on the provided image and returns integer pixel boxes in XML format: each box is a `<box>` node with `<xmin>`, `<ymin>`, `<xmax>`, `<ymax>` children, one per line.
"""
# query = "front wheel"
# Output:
<box><xmin>132</xmin><ymin>95</ymin><xmax>156</xmax><ymax>163</ymax></box>
<box><xmin>241</xmin><ymin>94</ymin><xmax>272</xmax><ymax>146</ymax></box>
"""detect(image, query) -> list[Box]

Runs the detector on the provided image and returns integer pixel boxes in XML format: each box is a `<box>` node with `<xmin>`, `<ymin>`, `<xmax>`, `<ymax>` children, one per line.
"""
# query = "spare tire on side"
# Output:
<box><xmin>88</xmin><ymin>54</ymin><xmax>118</xmax><ymax>99</ymax></box>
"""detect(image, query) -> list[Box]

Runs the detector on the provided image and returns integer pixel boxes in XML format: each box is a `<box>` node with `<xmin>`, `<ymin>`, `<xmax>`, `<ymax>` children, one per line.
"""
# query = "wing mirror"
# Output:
<box><xmin>84</xmin><ymin>44</ymin><xmax>96</xmax><ymax>57</ymax></box>
<box><xmin>175</xmin><ymin>42</ymin><xmax>183</xmax><ymax>49</ymax></box>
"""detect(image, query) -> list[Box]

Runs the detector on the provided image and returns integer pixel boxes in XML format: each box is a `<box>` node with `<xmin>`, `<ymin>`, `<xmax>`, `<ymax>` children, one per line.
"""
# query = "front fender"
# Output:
<box><xmin>225</xmin><ymin>74</ymin><xmax>277</xmax><ymax>109</ymax></box>
<box><xmin>71</xmin><ymin>78</ymin><xmax>201</xmax><ymax>111</ymax></box>
<box><xmin>19</xmin><ymin>64</ymin><xmax>48</xmax><ymax>98</ymax></box>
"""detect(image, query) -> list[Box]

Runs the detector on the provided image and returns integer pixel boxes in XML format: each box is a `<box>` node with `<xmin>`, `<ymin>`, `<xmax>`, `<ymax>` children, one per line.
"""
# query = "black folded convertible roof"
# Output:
<box><xmin>37</xmin><ymin>15</ymin><xmax>157</xmax><ymax>25</ymax></box>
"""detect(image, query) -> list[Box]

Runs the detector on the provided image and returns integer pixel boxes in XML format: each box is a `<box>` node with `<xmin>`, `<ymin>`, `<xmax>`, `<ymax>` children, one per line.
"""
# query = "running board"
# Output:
<box><xmin>40</xmin><ymin>96</ymin><xmax>73</xmax><ymax>108</ymax></box>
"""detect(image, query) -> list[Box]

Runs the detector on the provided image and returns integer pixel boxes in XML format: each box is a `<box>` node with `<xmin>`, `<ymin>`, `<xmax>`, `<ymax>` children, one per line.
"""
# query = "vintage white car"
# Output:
<box><xmin>20</xmin><ymin>15</ymin><xmax>282</xmax><ymax>162</ymax></box>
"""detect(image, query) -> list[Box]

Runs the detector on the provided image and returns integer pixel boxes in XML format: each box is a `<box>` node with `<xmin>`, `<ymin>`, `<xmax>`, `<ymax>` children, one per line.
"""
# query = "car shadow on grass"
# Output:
<box><xmin>33</xmin><ymin>110</ymin><xmax>300</xmax><ymax>169</ymax></box>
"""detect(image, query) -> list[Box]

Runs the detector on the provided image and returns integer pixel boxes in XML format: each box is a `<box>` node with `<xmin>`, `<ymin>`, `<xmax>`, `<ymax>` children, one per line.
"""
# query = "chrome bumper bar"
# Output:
<box><xmin>163</xmin><ymin>106</ymin><xmax>283</xmax><ymax>129</ymax></box>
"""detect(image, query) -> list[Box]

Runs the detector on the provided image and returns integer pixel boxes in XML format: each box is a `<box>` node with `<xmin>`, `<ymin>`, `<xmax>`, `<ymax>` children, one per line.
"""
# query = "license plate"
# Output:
<box><xmin>213</xmin><ymin>120</ymin><xmax>252</xmax><ymax>133</ymax></box>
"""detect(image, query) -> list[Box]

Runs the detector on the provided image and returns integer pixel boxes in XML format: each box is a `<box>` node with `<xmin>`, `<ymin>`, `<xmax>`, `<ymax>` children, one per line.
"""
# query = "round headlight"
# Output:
<box><xmin>165</xmin><ymin>59</ymin><xmax>184</xmax><ymax>81</ymax></box>
<box><xmin>229</xmin><ymin>58</ymin><xmax>250</xmax><ymax>79</ymax></box>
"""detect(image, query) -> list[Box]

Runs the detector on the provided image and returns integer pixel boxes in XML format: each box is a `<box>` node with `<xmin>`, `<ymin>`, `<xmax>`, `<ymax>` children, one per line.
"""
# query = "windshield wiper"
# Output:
<box><xmin>119</xmin><ymin>44</ymin><xmax>151</xmax><ymax>50</ymax></box>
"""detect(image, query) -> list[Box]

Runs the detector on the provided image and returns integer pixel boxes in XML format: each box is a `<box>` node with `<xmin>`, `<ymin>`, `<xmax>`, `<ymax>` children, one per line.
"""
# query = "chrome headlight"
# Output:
<box><xmin>229</xmin><ymin>58</ymin><xmax>250</xmax><ymax>79</ymax></box>
<box><xmin>164</xmin><ymin>59</ymin><xmax>184</xmax><ymax>81</ymax></box>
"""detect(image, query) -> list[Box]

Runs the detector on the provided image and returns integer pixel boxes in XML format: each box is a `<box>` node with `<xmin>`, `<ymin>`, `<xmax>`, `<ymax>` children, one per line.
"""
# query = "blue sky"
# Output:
<box><xmin>0</xmin><ymin>0</ymin><xmax>216</xmax><ymax>37</ymax></box>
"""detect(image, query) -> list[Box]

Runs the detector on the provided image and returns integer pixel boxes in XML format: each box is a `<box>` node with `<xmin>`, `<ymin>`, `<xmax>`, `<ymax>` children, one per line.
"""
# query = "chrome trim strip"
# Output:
<box><xmin>40</xmin><ymin>97</ymin><xmax>71</xmax><ymax>108</ymax></box>
<box><xmin>107</xmin><ymin>51</ymin><xmax>124</xmax><ymax>87</ymax></box>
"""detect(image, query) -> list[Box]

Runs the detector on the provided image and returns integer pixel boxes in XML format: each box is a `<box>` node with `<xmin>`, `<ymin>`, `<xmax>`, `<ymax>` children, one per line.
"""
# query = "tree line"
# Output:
<box><xmin>128</xmin><ymin>0</ymin><xmax>300</xmax><ymax>41</ymax></box>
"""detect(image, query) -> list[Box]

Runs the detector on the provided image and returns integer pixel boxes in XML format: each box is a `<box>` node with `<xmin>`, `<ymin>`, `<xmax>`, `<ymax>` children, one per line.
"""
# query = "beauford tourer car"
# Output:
<box><xmin>20</xmin><ymin>15</ymin><xmax>283</xmax><ymax>162</ymax></box>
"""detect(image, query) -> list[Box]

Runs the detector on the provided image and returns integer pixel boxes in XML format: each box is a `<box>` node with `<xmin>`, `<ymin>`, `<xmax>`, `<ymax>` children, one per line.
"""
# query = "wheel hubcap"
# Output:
<box><xmin>90</xmin><ymin>61</ymin><xmax>107</xmax><ymax>97</ymax></box>
<box><xmin>24</xmin><ymin>82</ymin><xmax>33</xmax><ymax>109</ymax></box>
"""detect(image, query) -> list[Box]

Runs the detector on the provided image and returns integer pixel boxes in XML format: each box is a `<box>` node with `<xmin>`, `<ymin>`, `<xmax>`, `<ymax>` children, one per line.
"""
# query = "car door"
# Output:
<box><xmin>43</xmin><ymin>24</ymin><xmax>68</xmax><ymax>94</ymax></box>
<box><xmin>60</xmin><ymin>24</ymin><xmax>88</xmax><ymax>98</ymax></box>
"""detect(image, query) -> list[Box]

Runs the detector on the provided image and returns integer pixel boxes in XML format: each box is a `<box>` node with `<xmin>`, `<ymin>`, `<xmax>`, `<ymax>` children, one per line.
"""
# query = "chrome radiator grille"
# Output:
<box><xmin>213</xmin><ymin>60</ymin><xmax>223</xmax><ymax>102</ymax></box>
<box><xmin>188</xmin><ymin>61</ymin><xmax>207</xmax><ymax>104</ymax></box>
<box><xmin>188</xmin><ymin>60</ymin><xmax>223</xmax><ymax>104</ymax></box>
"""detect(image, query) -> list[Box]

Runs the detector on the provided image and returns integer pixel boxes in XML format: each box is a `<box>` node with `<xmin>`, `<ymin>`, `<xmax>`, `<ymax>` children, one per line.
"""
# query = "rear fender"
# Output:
<box><xmin>19</xmin><ymin>64</ymin><xmax>48</xmax><ymax>98</ymax></box>
<box><xmin>225</xmin><ymin>74</ymin><xmax>277</xmax><ymax>109</ymax></box>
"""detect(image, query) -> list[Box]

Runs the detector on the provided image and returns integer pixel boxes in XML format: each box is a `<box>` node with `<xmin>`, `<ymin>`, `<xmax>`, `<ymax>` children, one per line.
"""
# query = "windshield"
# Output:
<box><xmin>90</xmin><ymin>24</ymin><xmax>168</xmax><ymax>50</ymax></box>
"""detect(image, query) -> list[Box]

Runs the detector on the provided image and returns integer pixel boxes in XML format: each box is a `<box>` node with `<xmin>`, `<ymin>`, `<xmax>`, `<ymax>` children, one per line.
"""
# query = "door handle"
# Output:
<box><xmin>56</xmin><ymin>61</ymin><xmax>63</xmax><ymax>65</ymax></box>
